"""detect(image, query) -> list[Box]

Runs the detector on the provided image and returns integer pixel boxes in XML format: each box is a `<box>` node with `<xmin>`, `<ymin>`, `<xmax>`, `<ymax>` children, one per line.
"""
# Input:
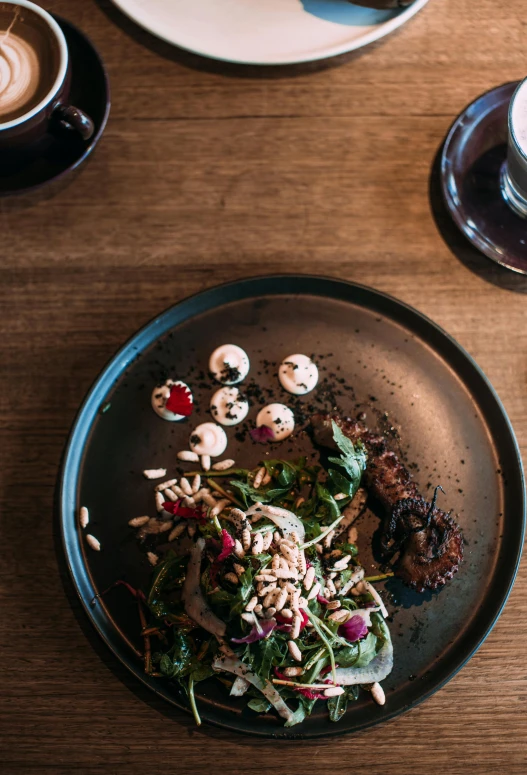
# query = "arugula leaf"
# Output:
<box><xmin>328</xmin><ymin>420</ymin><xmax>367</xmax><ymax>497</ymax></box>
<box><xmin>229</xmin><ymin>567</ymin><xmax>255</xmax><ymax>618</ymax></box>
<box><xmin>333</xmin><ymin>644</ymin><xmax>360</xmax><ymax>668</ymax></box>
<box><xmin>249</xmin><ymin>635</ymin><xmax>286</xmax><ymax>681</ymax></box>
<box><xmin>315</xmin><ymin>483</ymin><xmax>341</xmax><ymax>521</ymax></box>
<box><xmin>354</xmin><ymin>632</ymin><xmax>379</xmax><ymax>668</ymax></box>
<box><xmin>327</xmin><ymin>686</ymin><xmax>359</xmax><ymax>722</ymax></box>
<box><xmin>147</xmin><ymin>552</ymin><xmax>187</xmax><ymax>618</ymax></box>
<box><xmin>159</xmin><ymin>631</ymin><xmax>194</xmax><ymax>679</ymax></box>
<box><xmin>327</xmin><ymin>468</ymin><xmax>355</xmax><ymax>497</ymax></box>
<box><xmin>247</xmin><ymin>698</ymin><xmax>272</xmax><ymax>713</ymax></box>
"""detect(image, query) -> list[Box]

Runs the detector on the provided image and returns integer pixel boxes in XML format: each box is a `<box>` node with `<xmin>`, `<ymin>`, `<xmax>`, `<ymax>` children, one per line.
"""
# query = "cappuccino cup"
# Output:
<box><xmin>0</xmin><ymin>0</ymin><xmax>93</xmax><ymax>149</ymax></box>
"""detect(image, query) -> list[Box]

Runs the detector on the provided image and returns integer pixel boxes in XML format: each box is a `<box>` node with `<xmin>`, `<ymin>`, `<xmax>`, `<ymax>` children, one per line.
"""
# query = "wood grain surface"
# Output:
<box><xmin>1</xmin><ymin>0</ymin><xmax>527</xmax><ymax>772</ymax></box>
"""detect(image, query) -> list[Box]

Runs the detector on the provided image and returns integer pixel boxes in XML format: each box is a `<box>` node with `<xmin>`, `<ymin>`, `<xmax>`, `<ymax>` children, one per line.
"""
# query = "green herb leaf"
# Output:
<box><xmin>328</xmin><ymin>420</ymin><xmax>367</xmax><ymax>497</ymax></box>
<box><xmin>247</xmin><ymin>698</ymin><xmax>272</xmax><ymax>713</ymax></box>
<box><xmin>147</xmin><ymin>552</ymin><xmax>187</xmax><ymax>619</ymax></box>
<box><xmin>327</xmin><ymin>686</ymin><xmax>360</xmax><ymax>722</ymax></box>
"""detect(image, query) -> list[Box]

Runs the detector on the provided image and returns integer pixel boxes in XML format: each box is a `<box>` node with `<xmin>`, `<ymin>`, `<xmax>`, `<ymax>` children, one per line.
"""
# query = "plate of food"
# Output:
<box><xmin>60</xmin><ymin>275</ymin><xmax>524</xmax><ymax>737</ymax></box>
<box><xmin>110</xmin><ymin>0</ymin><xmax>431</xmax><ymax>66</ymax></box>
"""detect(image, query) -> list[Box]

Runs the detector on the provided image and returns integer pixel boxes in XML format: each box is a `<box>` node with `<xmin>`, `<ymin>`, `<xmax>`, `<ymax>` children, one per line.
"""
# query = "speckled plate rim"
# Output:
<box><xmin>59</xmin><ymin>274</ymin><xmax>525</xmax><ymax>738</ymax></box>
<box><xmin>110</xmin><ymin>0</ymin><xmax>430</xmax><ymax>66</ymax></box>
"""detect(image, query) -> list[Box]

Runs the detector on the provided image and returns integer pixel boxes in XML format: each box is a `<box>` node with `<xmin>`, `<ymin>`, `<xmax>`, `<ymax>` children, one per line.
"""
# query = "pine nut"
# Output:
<box><xmin>265</xmin><ymin>607</ymin><xmax>276</xmax><ymax>619</ymax></box>
<box><xmin>272</xmin><ymin>554</ymin><xmax>281</xmax><ymax>571</ymax></box>
<box><xmin>143</xmin><ymin>468</ymin><xmax>167</xmax><ymax>479</ymax></box>
<box><xmin>242</xmin><ymin>529</ymin><xmax>251</xmax><ymax>550</ymax></box>
<box><xmin>315</xmin><ymin>544</ymin><xmax>323</xmax><ymax>554</ymax></box>
<box><xmin>128</xmin><ymin>515</ymin><xmax>150</xmax><ymax>527</ymax></box>
<box><xmin>172</xmin><ymin>485</ymin><xmax>185</xmax><ymax>498</ymax></box>
<box><xmin>233</xmin><ymin>563</ymin><xmax>245</xmax><ymax>577</ymax></box>
<box><xmin>241</xmin><ymin>612</ymin><xmax>255</xmax><ymax>624</ymax></box>
<box><xmin>154</xmin><ymin>479</ymin><xmax>178</xmax><ymax>492</ymax></box>
<box><xmin>298</xmin><ymin>550</ymin><xmax>307</xmax><ymax>576</ymax></box>
<box><xmin>274</xmin><ymin>588</ymin><xmax>288</xmax><ymax>611</ymax></box>
<box><xmin>326</xmin><ymin>578</ymin><xmax>337</xmax><ymax>596</ymax></box>
<box><xmin>155</xmin><ymin>492</ymin><xmax>165</xmax><ymax>512</ymax></box>
<box><xmin>274</xmin><ymin>531</ymin><xmax>281</xmax><ymax>543</ymax></box>
<box><xmin>168</xmin><ymin>523</ymin><xmax>186</xmax><ymax>542</ymax></box>
<box><xmin>251</xmin><ymin>533</ymin><xmax>264</xmax><ymax>555</ymax></box>
<box><xmin>303</xmin><ymin>566</ymin><xmax>315</xmax><ymax>591</ymax></box>
<box><xmin>262</xmin><ymin>531</ymin><xmax>274</xmax><ymax>551</ymax></box>
<box><xmin>263</xmin><ymin>589</ymin><xmax>279</xmax><ymax>608</ymax></box>
<box><xmin>259</xmin><ymin>583</ymin><xmax>277</xmax><ymax>596</ymax></box>
<box><xmin>202</xmin><ymin>492</ymin><xmax>216</xmax><ymax>508</ymax></box>
<box><xmin>274</xmin><ymin>568</ymin><xmax>298</xmax><ymax>580</ymax></box>
<box><xmin>332</xmin><ymin>555</ymin><xmax>352</xmax><ymax>571</ymax></box>
<box><xmin>163</xmin><ymin>488</ymin><xmax>178</xmax><ymax>502</ymax></box>
<box><xmin>86</xmin><ymin>534</ymin><xmax>100</xmax><ymax>551</ymax></box>
<box><xmin>291</xmin><ymin>615</ymin><xmax>302</xmax><ymax>640</ymax></box>
<box><xmin>288</xmin><ymin>639</ymin><xmax>302</xmax><ymax>661</ymax></box>
<box><xmin>245</xmin><ymin>596</ymin><xmax>258</xmax><ymax>612</ymax></box>
<box><xmin>295</xmin><ymin>496</ymin><xmax>305</xmax><ymax>508</ymax></box>
<box><xmin>307</xmin><ymin>582</ymin><xmax>321</xmax><ymax>600</ymax></box>
<box><xmin>283</xmin><ymin>667</ymin><xmax>303</xmax><ymax>677</ymax></box>
<box><xmin>328</xmin><ymin>609</ymin><xmax>350</xmax><ymax>622</ymax></box>
<box><xmin>323</xmin><ymin>530</ymin><xmax>335</xmax><ymax>549</ymax></box>
<box><xmin>326</xmin><ymin>600</ymin><xmax>341</xmax><ymax>610</ymax></box>
<box><xmin>224</xmin><ymin>572</ymin><xmax>239</xmax><ymax>585</ymax></box>
<box><xmin>201</xmin><ymin>454</ymin><xmax>211</xmax><ymax>471</ymax></box>
<box><xmin>348</xmin><ymin>526</ymin><xmax>358</xmax><ymax>544</ymax></box>
<box><xmin>146</xmin><ymin>551</ymin><xmax>159</xmax><ymax>565</ymax></box>
<box><xmin>278</xmin><ymin>555</ymin><xmax>289</xmax><ymax>570</ymax></box>
<box><xmin>334</xmin><ymin>492</ymin><xmax>347</xmax><ymax>501</ymax></box>
<box><xmin>253</xmin><ymin>604</ymin><xmax>263</xmax><ymax>615</ymax></box>
<box><xmin>191</xmin><ymin>475</ymin><xmax>201</xmax><ymax>493</ymax></box>
<box><xmin>324</xmin><ymin>687</ymin><xmax>345</xmax><ymax>697</ymax></box>
<box><xmin>255</xmin><ymin>574</ymin><xmax>277</xmax><ymax>582</ymax></box>
<box><xmin>280</xmin><ymin>608</ymin><xmax>293</xmax><ymax>619</ymax></box>
<box><xmin>79</xmin><ymin>506</ymin><xmax>89</xmax><ymax>528</ymax></box>
<box><xmin>182</xmin><ymin>496</ymin><xmax>196</xmax><ymax>508</ymax></box>
<box><xmin>177</xmin><ymin>450</ymin><xmax>200</xmax><ymax>462</ymax></box>
<box><xmin>211</xmin><ymin>498</ymin><xmax>229</xmax><ymax>517</ymax></box>
<box><xmin>262</xmin><ymin>471</ymin><xmax>272</xmax><ymax>486</ymax></box>
<box><xmin>371</xmin><ymin>682</ymin><xmax>385</xmax><ymax>706</ymax></box>
<box><xmin>253</xmin><ymin>467</ymin><xmax>266</xmax><ymax>489</ymax></box>
<box><xmin>212</xmin><ymin>459</ymin><xmax>235</xmax><ymax>471</ymax></box>
<box><xmin>298</xmin><ymin>596</ymin><xmax>308</xmax><ymax>609</ymax></box>
<box><xmin>234</xmin><ymin>539</ymin><xmax>245</xmax><ymax>559</ymax></box>
<box><xmin>180</xmin><ymin>477</ymin><xmax>193</xmax><ymax>496</ymax></box>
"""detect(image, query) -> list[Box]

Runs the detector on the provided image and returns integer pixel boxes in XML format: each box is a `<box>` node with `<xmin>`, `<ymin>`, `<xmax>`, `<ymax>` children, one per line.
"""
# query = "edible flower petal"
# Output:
<box><xmin>162</xmin><ymin>500</ymin><xmax>205</xmax><ymax>521</ymax></box>
<box><xmin>249</xmin><ymin>425</ymin><xmax>275</xmax><ymax>443</ymax></box>
<box><xmin>165</xmin><ymin>383</ymin><xmax>193</xmax><ymax>416</ymax></box>
<box><xmin>218</xmin><ymin>529</ymin><xmax>236</xmax><ymax>562</ymax></box>
<box><xmin>231</xmin><ymin>618</ymin><xmax>276</xmax><ymax>644</ymax></box>
<box><xmin>338</xmin><ymin>614</ymin><xmax>369</xmax><ymax>642</ymax></box>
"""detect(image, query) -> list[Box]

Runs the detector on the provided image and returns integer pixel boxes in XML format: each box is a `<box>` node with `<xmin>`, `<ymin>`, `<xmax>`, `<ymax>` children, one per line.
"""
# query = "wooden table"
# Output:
<box><xmin>2</xmin><ymin>0</ymin><xmax>527</xmax><ymax>771</ymax></box>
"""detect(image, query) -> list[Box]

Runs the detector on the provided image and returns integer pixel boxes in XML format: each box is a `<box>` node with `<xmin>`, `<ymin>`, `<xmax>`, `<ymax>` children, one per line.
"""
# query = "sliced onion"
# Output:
<box><xmin>230</xmin><ymin>676</ymin><xmax>250</xmax><ymax>697</ymax></box>
<box><xmin>212</xmin><ymin>655</ymin><xmax>294</xmax><ymax>722</ymax></box>
<box><xmin>182</xmin><ymin>538</ymin><xmax>226</xmax><ymax>639</ymax></box>
<box><xmin>334</xmin><ymin>621</ymin><xmax>393</xmax><ymax>686</ymax></box>
<box><xmin>246</xmin><ymin>503</ymin><xmax>305</xmax><ymax>542</ymax></box>
<box><xmin>363</xmin><ymin>580</ymin><xmax>388</xmax><ymax>618</ymax></box>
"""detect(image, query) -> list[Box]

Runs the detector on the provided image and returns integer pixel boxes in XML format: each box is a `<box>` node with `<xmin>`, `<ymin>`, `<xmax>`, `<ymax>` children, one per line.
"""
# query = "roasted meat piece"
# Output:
<box><xmin>311</xmin><ymin>413</ymin><xmax>463</xmax><ymax>592</ymax></box>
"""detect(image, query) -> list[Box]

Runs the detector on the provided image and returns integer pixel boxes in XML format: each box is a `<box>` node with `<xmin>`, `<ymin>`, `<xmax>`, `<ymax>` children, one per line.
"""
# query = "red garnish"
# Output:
<box><xmin>275</xmin><ymin>608</ymin><xmax>309</xmax><ymax>633</ymax></box>
<box><xmin>249</xmin><ymin>425</ymin><xmax>275</xmax><ymax>443</ymax></box>
<box><xmin>162</xmin><ymin>500</ymin><xmax>206</xmax><ymax>523</ymax></box>
<box><xmin>317</xmin><ymin>593</ymin><xmax>331</xmax><ymax>605</ymax></box>
<box><xmin>273</xmin><ymin>667</ymin><xmax>327</xmax><ymax>700</ymax></box>
<box><xmin>217</xmin><ymin>529</ymin><xmax>236</xmax><ymax>562</ymax></box>
<box><xmin>165</xmin><ymin>383</ymin><xmax>193</xmax><ymax>416</ymax></box>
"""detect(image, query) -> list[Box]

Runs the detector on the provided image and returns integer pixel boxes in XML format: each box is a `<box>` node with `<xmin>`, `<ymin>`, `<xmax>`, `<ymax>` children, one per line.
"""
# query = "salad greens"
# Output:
<box><xmin>137</xmin><ymin>422</ymin><xmax>392</xmax><ymax>727</ymax></box>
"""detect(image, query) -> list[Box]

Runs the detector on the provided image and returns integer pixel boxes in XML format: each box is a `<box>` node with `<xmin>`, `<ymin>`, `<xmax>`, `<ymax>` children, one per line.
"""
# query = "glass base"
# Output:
<box><xmin>441</xmin><ymin>81</ymin><xmax>527</xmax><ymax>276</ymax></box>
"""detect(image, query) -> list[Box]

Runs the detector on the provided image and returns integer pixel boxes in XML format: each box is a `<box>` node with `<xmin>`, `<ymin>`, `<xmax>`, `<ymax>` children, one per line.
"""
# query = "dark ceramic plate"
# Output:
<box><xmin>60</xmin><ymin>276</ymin><xmax>525</xmax><ymax>738</ymax></box>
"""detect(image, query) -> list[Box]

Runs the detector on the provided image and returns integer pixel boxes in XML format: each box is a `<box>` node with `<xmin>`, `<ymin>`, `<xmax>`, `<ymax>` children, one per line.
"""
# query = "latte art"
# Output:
<box><xmin>0</xmin><ymin>32</ymin><xmax>40</xmax><ymax>119</ymax></box>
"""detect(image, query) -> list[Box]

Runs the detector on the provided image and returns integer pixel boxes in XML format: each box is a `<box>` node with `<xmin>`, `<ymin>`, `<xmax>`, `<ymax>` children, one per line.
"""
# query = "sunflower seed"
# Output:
<box><xmin>86</xmin><ymin>534</ymin><xmax>100</xmax><ymax>551</ymax></box>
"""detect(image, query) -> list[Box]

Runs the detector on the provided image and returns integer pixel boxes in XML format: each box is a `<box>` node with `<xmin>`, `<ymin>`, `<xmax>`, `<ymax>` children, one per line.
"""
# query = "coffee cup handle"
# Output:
<box><xmin>53</xmin><ymin>102</ymin><xmax>95</xmax><ymax>141</ymax></box>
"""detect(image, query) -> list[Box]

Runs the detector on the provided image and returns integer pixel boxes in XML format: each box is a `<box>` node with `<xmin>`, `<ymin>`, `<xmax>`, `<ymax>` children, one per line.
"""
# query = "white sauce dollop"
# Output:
<box><xmin>256</xmin><ymin>403</ymin><xmax>295</xmax><ymax>442</ymax></box>
<box><xmin>209</xmin><ymin>344</ymin><xmax>250</xmax><ymax>385</ymax></box>
<box><xmin>210</xmin><ymin>387</ymin><xmax>249</xmax><ymax>426</ymax></box>
<box><xmin>278</xmin><ymin>353</ymin><xmax>318</xmax><ymax>395</ymax></box>
<box><xmin>189</xmin><ymin>422</ymin><xmax>228</xmax><ymax>457</ymax></box>
<box><xmin>151</xmin><ymin>380</ymin><xmax>193</xmax><ymax>421</ymax></box>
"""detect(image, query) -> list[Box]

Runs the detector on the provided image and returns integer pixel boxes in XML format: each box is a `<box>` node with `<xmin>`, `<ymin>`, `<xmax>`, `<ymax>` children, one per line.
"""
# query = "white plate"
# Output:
<box><xmin>111</xmin><ymin>0</ymin><xmax>431</xmax><ymax>65</ymax></box>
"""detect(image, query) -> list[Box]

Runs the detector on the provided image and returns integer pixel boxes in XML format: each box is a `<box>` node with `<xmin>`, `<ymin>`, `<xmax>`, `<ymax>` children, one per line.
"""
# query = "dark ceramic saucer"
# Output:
<box><xmin>0</xmin><ymin>16</ymin><xmax>110</xmax><ymax>196</ymax></box>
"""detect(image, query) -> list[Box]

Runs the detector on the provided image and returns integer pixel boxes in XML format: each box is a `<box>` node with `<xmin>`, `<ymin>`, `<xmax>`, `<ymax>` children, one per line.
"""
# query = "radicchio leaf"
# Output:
<box><xmin>231</xmin><ymin>618</ymin><xmax>276</xmax><ymax>644</ymax></box>
<box><xmin>338</xmin><ymin>614</ymin><xmax>369</xmax><ymax>642</ymax></box>
<box><xmin>217</xmin><ymin>529</ymin><xmax>236</xmax><ymax>562</ymax></box>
